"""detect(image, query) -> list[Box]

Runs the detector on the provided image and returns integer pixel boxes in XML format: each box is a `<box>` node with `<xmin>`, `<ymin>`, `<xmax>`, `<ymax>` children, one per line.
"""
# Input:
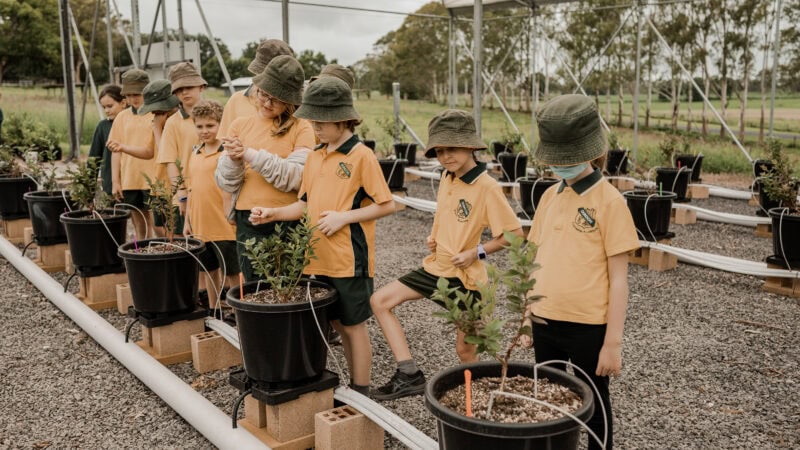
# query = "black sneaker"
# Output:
<box><xmin>327</xmin><ymin>328</ymin><xmax>342</xmax><ymax>346</ymax></box>
<box><xmin>371</xmin><ymin>369</ymin><xmax>426</xmax><ymax>401</ymax></box>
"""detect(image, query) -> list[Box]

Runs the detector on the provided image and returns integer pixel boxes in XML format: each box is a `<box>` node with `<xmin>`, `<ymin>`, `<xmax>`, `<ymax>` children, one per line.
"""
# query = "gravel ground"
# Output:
<box><xmin>1</xmin><ymin>173</ymin><xmax>798</xmax><ymax>449</ymax></box>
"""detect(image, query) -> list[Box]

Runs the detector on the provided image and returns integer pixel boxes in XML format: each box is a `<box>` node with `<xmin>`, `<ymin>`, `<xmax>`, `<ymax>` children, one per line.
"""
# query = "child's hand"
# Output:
<box><xmin>451</xmin><ymin>248</ymin><xmax>477</xmax><ymax>269</ymax></box>
<box><xmin>112</xmin><ymin>181</ymin><xmax>123</xmax><ymax>201</ymax></box>
<box><xmin>183</xmin><ymin>221</ymin><xmax>192</xmax><ymax>236</ymax></box>
<box><xmin>318</xmin><ymin>210</ymin><xmax>348</xmax><ymax>236</ymax></box>
<box><xmin>249</xmin><ymin>207</ymin><xmax>275</xmax><ymax>225</ymax></box>
<box><xmin>222</xmin><ymin>137</ymin><xmax>245</xmax><ymax>160</ymax></box>
<box><xmin>426</xmin><ymin>235</ymin><xmax>437</xmax><ymax>253</ymax></box>
<box><xmin>596</xmin><ymin>343</ymin><xmax>622</xmax><ymax>377</ymax></box>
<box><xmin>518</xmin><ymin>317</ymin><xmax>533</xmax><ymax>348</ymax></box>
<box><xmin>107</xmin><ymin>140</ymin><xmax>122</xmax><ymax>153</ymax></box>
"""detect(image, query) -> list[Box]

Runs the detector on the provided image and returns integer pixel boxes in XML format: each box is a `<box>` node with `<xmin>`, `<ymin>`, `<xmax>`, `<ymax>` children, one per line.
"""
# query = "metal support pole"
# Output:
<box><xmin>282</xmin><ymin>0</ymin><xmax>290</xmax><ymax>44</ymax></box>
<box><xmin>769</xmin><ymin>0</ymin><xmax>783</xmax><ymax>137</ymax></box>
<box><xmin>69</xmin><ymin>5</ymin><xmax>102</xmax><ymax>119</ymax></box>
<box><xmin>194</xmin><ymin>0</ymin><xmax>235</xmax><ymax>95</ymax></box>
<box><xmin>77</xmin><ymin>0</ymin><xmax>103</xmax><ymax>145</ymax></box>
<box><xmin>131</xmin><ymin>0</ymin><xmax>141</xmax><ymax>67</ymax></box>
<box><xmin>110</xmin><ymin>0</ymin><xmax>137</xmax><ymax>69</ymax></box>
<box><xmin>106</xmin><ymin>0</ymin><xmax>114</xmax><ymax>81</ymax></box>
<box><xmin>473</xmin><ymin>0</ymin><xmax>483</xmax><ymax>135</ymax></box>
<box><xmin>633</xmin><ymin>1</ymin><xmax>642</xmax><ymax>162</ymax></box>
<box><xmin>530</xmin><ymin>8</ymin><xmax>537</xmax><ymax>147</ymax></box>
<box><xmin>392</xmin><ymin>82</ymin><xmax>401</xmax><ymax>144</ymax></box>
<box><xmin>448</xmin><ymin>12</ymin><xmax>455</xmax><ymax>108</ymax></box>
<box><xmin>59</xmin><ymin>0</ymin><xmax>79</xmax><ymax>161</ymax></box>
<box><xmin>178</xmin><ymin>0</ymin><xmax>185</xmax><ymax>60</ymax></box>
<box><xmin>161</xmin><ymin>0</ymin><xmax>169</xmax><ymax>76</ymax></box>
<box><xmin>143</xmin><ymin>0</ymin><xmax>162</xmax><ymax>68</ymax></box>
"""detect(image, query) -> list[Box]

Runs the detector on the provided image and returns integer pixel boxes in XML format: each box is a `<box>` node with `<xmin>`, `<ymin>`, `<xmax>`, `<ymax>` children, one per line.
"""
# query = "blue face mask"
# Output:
<box><xmin>550</xmin><ymin>163</ymin><xmax>589</xmax><ymax>180</ymax></box>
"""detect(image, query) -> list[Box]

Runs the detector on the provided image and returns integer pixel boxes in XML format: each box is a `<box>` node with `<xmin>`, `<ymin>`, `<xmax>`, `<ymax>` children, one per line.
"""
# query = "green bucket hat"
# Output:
<box><xmin>120</xmin><ymin>69</ymin><xmax>149</xmax><ymax>95</ymax></box>
<box><xmin>247</xmin><ymin>39</ymin><xmax>294</xmax><ymax>75</ymax></box>
<box><xmin>424</xmin><ymin>109</ymin><xmax>487</xmax><ymax>158</ymax></box>
<box><xmin>534</xmin><ymin>94</ymin><xmax>605</xmax><ymax>166</ymax></box>
<box><xmin>295</xmin><ymin>77</ymin><xmax>359</xmax><ymax>123</ymax></box>
<box><xmin>168</xmin><ymin>62</ymin><xmax>207</xmax><ymax>93</ymax></box>
<box><xmin>138</xmin><ymin>79</ymin><xmax>180</xmax><ymax>115</ymax></box>
<box><xmin>251</xmin><ymin>55</ymin><xmax>305</xmax><ymax>106</ymax></box>
<box><xmin>309</xmin><ymin>64</ymin><xmax>355</xmax><ymax>88</ymax></box>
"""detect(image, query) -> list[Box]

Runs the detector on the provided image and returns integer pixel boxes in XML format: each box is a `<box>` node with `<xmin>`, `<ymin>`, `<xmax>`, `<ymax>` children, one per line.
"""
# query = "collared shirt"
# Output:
<box><xmin>157</xmin><ymin>105</ymin><xmax>198</xmax><ymax>184</ymax></box>
<box><xmin>422</xmin><ymin>162</ymin><xmax>521</xmax><ymax>290</ymax></box>
<box><xmin>186</xmin><ymin>142</ymin><xmax>235</xmax><ymax>242</ymax></box>
<box><xmin>218</xmin><ymin>86</ymin><xmax>257</xmax><ymax>137</ymax></box>
<box><xmin>231</xmin><ymin>114</ymin><xmax>316</xmax><ymax>210</ymax></box>
<box><xmin>528</xmin><ymin>169</ymin><xmax>640</xmax><ymax>324</ymax></box>
<box><xmin>107</xmin><ymin>107</ymin><xmax>158</xmax><ymax>190</ymax></box>
<box><xmin>298</xmin><ymin>135</ymin><xmax>393</xmax><ymax>278</ymax></box>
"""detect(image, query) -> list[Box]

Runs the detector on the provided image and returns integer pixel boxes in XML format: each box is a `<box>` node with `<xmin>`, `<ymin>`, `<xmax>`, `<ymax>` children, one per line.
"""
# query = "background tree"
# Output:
<box><xmin>0</xmin><ymin>0</ymin><xmax>60</xmax><ymax>83</ymax></box>
<box><xmin>296</xmin><ymin>49</ymin><xmax>337</xmax><ymax>79</ymax></box>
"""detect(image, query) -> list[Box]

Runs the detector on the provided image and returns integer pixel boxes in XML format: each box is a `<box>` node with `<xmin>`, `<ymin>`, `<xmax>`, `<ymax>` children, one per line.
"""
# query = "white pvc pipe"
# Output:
<box><xmin>673</xmin><ymin>203</ymin><xmax>770</xmax><ymax>227</ymax></box>
<box><xmin>0</xmin><ymin>237</ymin><xmax>267</xmax><ymax>450</ymax></box>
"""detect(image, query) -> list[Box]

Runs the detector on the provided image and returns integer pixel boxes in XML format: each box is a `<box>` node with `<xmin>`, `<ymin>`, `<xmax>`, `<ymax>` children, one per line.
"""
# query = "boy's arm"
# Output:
<box><xmin>111</xmin><ymin>151</ymin><xmax>122</xmax><ymax>200</ymax></box>
<box><xmin>250</xmin><ymin>200</ymin><xmax>307</xmax><ymax>224</ymax></box>
<box><xmin>316</xmin><ymin>200</ymin><xmax>395</xmax><ymax>237</ymax></box>
<box><xmin>596</xmin><ymin>252</ymin><xmax>629</xmax><ymax>377</ymax></box>
<box><xmin>221</xmin><ymin>191</ymin><xmax>235</xmax><ymax>225</ymax></box>
<box><xmin>183</xmin><ymin>191</ymin><xmax>192</xmax><ymax>235</ymax></box>
<box><xmin>118</xmin><ymin>144</ymin><xmax>154</xmax><ymax>159</ymax></box>
<box><xmin>244</xmin><ymin>147</ymin><xmax>311</xmax><ymax>192</ymax></box>
<box><xmin>450</xmin><ymin>227</ymin><xmax>523</xmax><ymax>269</ymax></box>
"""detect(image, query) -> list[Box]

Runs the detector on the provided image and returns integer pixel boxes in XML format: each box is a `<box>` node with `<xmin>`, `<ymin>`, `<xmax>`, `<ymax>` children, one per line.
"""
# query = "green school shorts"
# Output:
<box><xmin>197</xmin><ymin>240</ymin><xmax>240</xmax><ymax>274</ymax></box>
<box><xmin>398</xmin><ymin>267</ymin><xmax>481</xmax><ymax>310</ymax></box>
<box><xmin>314</xmin><ymin>275</ymin><xmax>374</xmax><ymax>327</ymax></box>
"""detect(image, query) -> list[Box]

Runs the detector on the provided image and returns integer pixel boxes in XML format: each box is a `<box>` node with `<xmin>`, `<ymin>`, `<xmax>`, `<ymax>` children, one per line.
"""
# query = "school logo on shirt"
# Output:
<box><xmin>336</xmin><ymin>162</ymin><xmax>353</xmax><ymax>179</ymax></box>
<box><xmin>573</xmin><ymin>207</ymin><xmax>598</xmax><ymax>232</ymax></box>
<box><xmin>455</xmin><ymin>199</ymin><xmax>472</xmax><ymax>222</ymax></box>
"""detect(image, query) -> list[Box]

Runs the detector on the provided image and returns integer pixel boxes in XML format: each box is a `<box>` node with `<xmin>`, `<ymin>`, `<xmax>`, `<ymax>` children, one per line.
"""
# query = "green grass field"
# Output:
<box><xmin>3</xmin><ymin>86</ymin><xmax>798</xmax><ymax>175</ymax></box>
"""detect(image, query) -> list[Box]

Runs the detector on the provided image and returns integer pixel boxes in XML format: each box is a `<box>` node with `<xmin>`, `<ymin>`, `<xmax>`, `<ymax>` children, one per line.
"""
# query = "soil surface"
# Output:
<box><xmin>439</xmin><ymin>375</ymin><xmax>582</xmax><ymax>423</ymax></box>
<box><xmin>1</xmin><ymin>173</ymin><xmax>799</xmax><ymax>449</ymax></box>
<box><xmin>131</xmin><ymin>240</ymin><xmax>203</xmax><ymax>255</ymax></box>
<box><xmin>241</xmin><ymin>285</ymin><xmax>330</xmax><ymax>305</ymax></box>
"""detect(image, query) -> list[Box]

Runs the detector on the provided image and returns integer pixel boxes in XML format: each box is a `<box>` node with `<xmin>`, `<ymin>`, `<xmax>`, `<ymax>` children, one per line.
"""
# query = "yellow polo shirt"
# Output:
<box><xmin>422</xmin><ymin>163</ymin><xmax>521</xmax><ymax>290</ymax></box>
<box><xmin>528</xmin><ymin>169</ymin><xmax>640</xmax><ymax>325</ymax></box>
<box><xmin>107</xmin><ymin>107</ymin><xmax>158</xmax><ymax>190</ymax></box>
<box><xmin>298</xmin><ymin>136</ymin><xmax>393</xmax><ymax>278</ymax></box>
<box><xmin>157</xmin><ymin>106</ymin><xmax>198</xmax><ymax>184</ymax></box>
<box><xmin>231</xmin><ymin>115</ymin><xmax>316</xmax><ymax>210</ymax></box>
<box><xmin>218</xmin><ymin>87</ymin><xmax>257</xmax><ymax>137</ymax></box>
<box><xmin>186</xmin><ymin>143</ymin><xmax>236</xmax><ymax>242</ymax></box>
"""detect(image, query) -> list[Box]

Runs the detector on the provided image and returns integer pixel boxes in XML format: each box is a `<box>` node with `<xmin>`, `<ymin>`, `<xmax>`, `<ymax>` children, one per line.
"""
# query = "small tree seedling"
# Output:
<box><xmin>760</xmin><ymin>139</ymin><xmax>799</xmax><ymax>213</ymax></box>
<box><xmin>0</xmin><ymin>145</ymin><xmax>24</xmax><ymax>178</ymax></box>
<box><xmin>498</xmin><ymin>126</ymin><xmax>524</xmax><ymax>153</ymax></box>
<box><xmin>66</xmin><ymin>157</ymin><xmax>111</xmax><ymax>213</ymax></box>
<box><xmin>26</xmin><ymin>147</ymin><xmax>60</xmax><ymax>193</ymax></box>
<box><xmin>144</xmin><ymin>159</ymin><xmax>186</xmax><ymax>242</ymax></box>
<box><xmin>242</xmin><ymin>213</ymin><xmax>320</xmax><ymax>304</ymax></box>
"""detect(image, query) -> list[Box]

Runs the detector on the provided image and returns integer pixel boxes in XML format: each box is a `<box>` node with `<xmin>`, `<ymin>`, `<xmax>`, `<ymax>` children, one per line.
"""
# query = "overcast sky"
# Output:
<box><xmin>116</xmin><ymin>0</ymin><xmax>433</xmax><ymax>66</ymax></box>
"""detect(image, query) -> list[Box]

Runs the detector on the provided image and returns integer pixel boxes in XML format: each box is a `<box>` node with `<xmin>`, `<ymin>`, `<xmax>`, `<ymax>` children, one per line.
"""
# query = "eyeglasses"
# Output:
<box><xmin>256</xmin><ymin>89</ymin><xmax>279</xmax><ymax>106</ymax></box>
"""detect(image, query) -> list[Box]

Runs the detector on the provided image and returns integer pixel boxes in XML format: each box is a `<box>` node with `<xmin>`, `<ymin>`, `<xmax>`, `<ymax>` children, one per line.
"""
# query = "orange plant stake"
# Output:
<box><xmin>238</xmin><ymin>273</ymin><xmax>245</xmax><ymax>301</ymax></box>
<box><xmin>464</xmin><ymin>369</ymin><xmax>473</xmax><ymax>417</ymax></box>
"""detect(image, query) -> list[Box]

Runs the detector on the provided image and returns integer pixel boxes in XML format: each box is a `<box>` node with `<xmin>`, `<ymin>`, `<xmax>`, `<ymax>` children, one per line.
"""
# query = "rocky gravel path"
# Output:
<box><xmin>1</xmin><ymin>175</ymin><xmax>798</xmax><ymax>449</ymax></box>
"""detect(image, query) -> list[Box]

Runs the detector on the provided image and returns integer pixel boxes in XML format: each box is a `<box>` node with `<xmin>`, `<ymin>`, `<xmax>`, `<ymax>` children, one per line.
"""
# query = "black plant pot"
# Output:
<box><xmin>118</xmin><ymin>238</ymin><xmax>205</xmax><ymax>315</ymax></box>
<box><xmin>24</xmin><ymin>190</ymin><xmax>77</xmax><ymax>245</ymax></box>
<box><xmin>753</xmin><ymin>159</ymin><xmax>774</xmax><ymax>178</ymax></box>
<box><xmin>655</xmin><ymin>167</ymin><xmax>691</xmax><ymax>203</ymax></box>
<box><xmin>492</xmin><ymin>142</ymin><xmax>512</xmax><ymax>162</ymax></box>
<box><xmin>424</xmin><ymin>361</ymin><xmax>595</xmax><ymax>450</ymax></box>
<box><xmin>605</xmin><ymin>149</ymin><xmax>629</xmax><ymax>175</ymax></box>
<box><xmin>756</xmin><ymin>181</ymin><xmax>799</xmax><ymax>217</ymax></box>
<box><xmin>518</xmin><ymin>177</ymin><xmax>559</xmax><ymax>217</ymax></box>
<box><xmin>226</xmin><ymin>278</ymin><xmax>338</xmax><ymax>385</ymax></box>
<box><xmin>394</xmin><ymin>143</ymin><xmax>417</xmax><ymax>166</ymax></box>
<box><xmin>0</xmin><ymin>176</ymin><xmax>37</xmax><ymax>220</ymax></box>
<box><xmin>498</xmin><ymin>152</ymin><xmax>528</xmax><ymax>182</ymax></box>
<box><xmin>675</xmin><ymin>154</ymin><xmax>704</xmax><ymax>182</ymax></box>
<box><xmin>768</xmin><ymin>208</ymin><xmax>800</xmax><ymax>268</ymax></box>
<box><xmin>61</xmin><ymin>209</ymin><xmax>130</xmax><ymax>275</ymax></box>
<box><xmin>363</xmin><ymin>140</ymin><xmax>376</xmax><ymax>151</ymax></box>
<box><xmin>623</xmin><ymin>190</ymin><xmax>677</xmax><ymax>241</ymax></box>
<box><xmin>379</xmin><ymin>159</ymin><xmax>408</xmax><ymax>192</ymax></box>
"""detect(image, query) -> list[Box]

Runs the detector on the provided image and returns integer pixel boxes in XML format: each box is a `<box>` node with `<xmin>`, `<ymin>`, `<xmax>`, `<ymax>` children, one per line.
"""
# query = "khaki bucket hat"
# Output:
<box><xmin>138</xmin><ymin>79</ymin><xmax>180</xmax><ymax>115</ymax></box>
<box><xmin>251</xmin><ymin>55</ymin><xmax>305</xmax><ymax>106</ymax></box>
<box><xmin>424</xmin><ymin>109</ymin><xmax>487</xmax><ymax>158</ymax></box>
<box><xmin>168</xmin><ymin>62</ymin><xmax>207</xmax><ymax>93</ymax></box>
<box><xmin>120</xmin><ymin>69</ymin><xmax>149</xmax><ymax>95</ymax></box>
<box><xmin>295</xmin><ymin>77</ymin><xmax>359</xmax><ymax>123</ymax></box>
<box><xmin>247</xmin><ymin>39</ymin><xmax>295</xmax><ymax>75</ymax></box>
<box><xmin>534</xmin><ymin>94</ymin><xmax>606</xmax><ymax>166</ymax></box>
<box><xmin>309</xmin><ymin>64</ymin><xmax>355</xmax><ymax>88</ymax></box>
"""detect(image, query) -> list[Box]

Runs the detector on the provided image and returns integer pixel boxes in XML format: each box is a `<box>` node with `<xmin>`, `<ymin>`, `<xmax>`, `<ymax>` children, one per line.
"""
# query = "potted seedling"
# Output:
<box><xmin>655</xmin><ymin>135</ymin><xmax>690</xmax><ymax>203</ymax></box>
<box><xmin>376</xmin><ymin>116</ymin><xmax>408</xmax><ymax>192</ymax></box>
<box><xmin>360</xmin><ymin>122</ymin><xmax>376</xmax><ymax>151</ymax></box>
<box><xmin>517</xmin><ymin>158</ymin><xmax>558</xmax><ymax>219</ymax></box>
<box><xmin>605</xmin><ymin>132</ymin><xmax>629</xmax><ymax>176</ymax></box>
<box><xmin>623</xmin><ymin>180</ymin><xmax>678</xmax><ymax>242</ymax></box>
<box><xmin>225</xmin><ymin>214</ymin><xmax>338</xmax><ymax>385</ymax></box>
<box><xmin>23</xmin><ymin>148</ymin><xmax>77</xmax><ymax>246</ymax></box>
<box><xmin>117</xmin><ymin>161</ymin><xmax>205</xmax><ymax>315</ymax></box>
<box><xmin>759</xmin><ymin>140</ymin><xmax>800</xmax><ymax>267</ymax></box>
<box><xmin>424</xmin><ymin>232</ymin><xmax>595</xmax><ymax>450</ymax></box>
<box><xmin>492</xmin><ymin>126</ymin><xmax>521</xmax><ymax>161</ymax></box>
<box><xmin>60</xmin><ymin>158</ymin><xmax>130</xmax><ymax>275</ymax></box>
<box><xmin>0</xmin><ymin>145</ymin><xmax>37</xmax><ymax>221</ymax></box>
<box><xmin>496</xmin><ymin>128</ymin><xmax>528</xmax><ymax>183</ymax></box>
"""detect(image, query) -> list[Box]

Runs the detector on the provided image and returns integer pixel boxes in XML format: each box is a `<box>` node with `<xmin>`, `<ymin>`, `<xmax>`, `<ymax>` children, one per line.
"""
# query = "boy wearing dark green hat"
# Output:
<box><xmin>370</xmin><ymin>109</ymin><xmax>523</xmax><ymax>401</ymax></box>
<box><xmin>249</xmin><ymin>77</ymin><xmax>395</xmax><ymax>396</ymax></box>
<box><xmin>519</xmin><ymin>94</ymin><xmax>639</xmax><ymax>450</ymax></box>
